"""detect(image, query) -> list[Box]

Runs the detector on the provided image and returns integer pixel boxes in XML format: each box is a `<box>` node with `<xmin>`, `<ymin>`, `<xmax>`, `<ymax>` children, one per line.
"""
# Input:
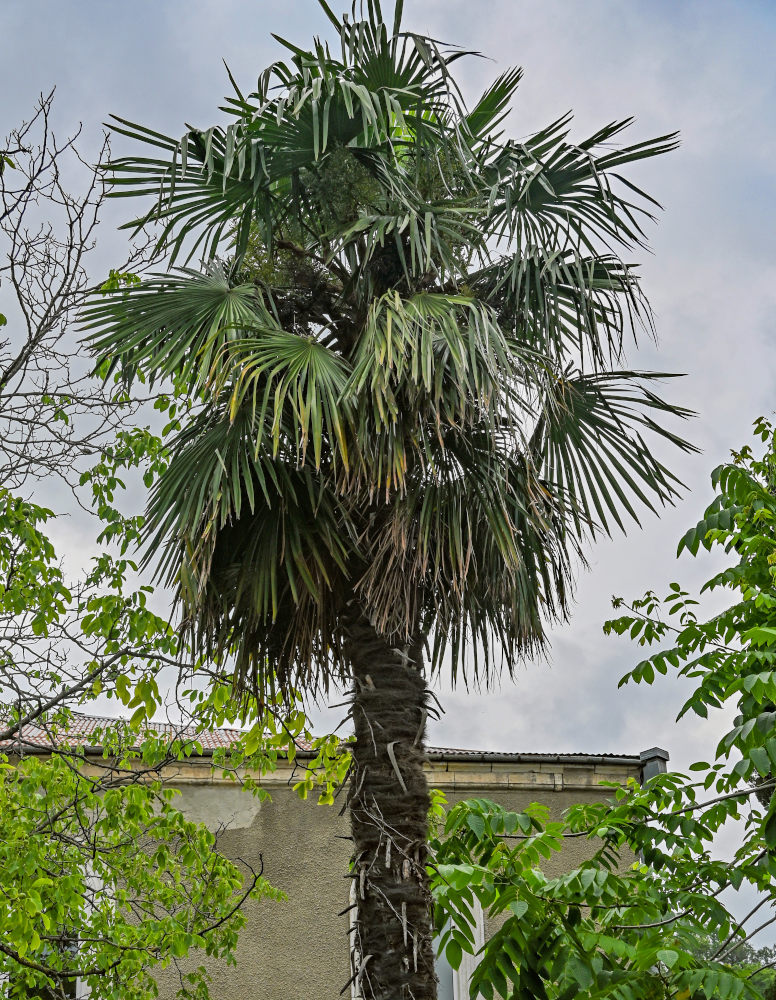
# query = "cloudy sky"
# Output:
<box><xmin>2</xmin><ymin>0</ymin><xmax>776</xmax><ymax>775</ymax></box>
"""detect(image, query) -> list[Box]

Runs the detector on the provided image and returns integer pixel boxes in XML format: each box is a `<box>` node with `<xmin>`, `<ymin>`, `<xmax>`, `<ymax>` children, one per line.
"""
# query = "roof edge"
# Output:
<box><xmin>17</xmin><ymin>745</ymin><xmax>643</xmax><ymax>767</ymax></box>
<box><xmin>425</xmin><ymin>750</ymin><xmax>641</xmax><ymax>767</ymax></box>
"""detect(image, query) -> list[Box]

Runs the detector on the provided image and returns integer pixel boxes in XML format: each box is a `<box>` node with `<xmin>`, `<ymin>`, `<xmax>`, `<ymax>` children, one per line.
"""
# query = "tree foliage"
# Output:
<box><xmin>0</xmin><ymin>99</ymin><xmax>347</xmax><ymax>998</ymax></box>
<box><xmin>83</xmin><ymin>0</ymin><xmax>694</xmax><ymax>698</ymax></box>
<box><xmin>81</xmin><ymin>3</ymin><xmax>695</xmax><ymax>996</ymax></box>
<box><xmin>430</xmin><ymin>417</ymin><xmax>776</xmax><ymax>1000</ymax></box>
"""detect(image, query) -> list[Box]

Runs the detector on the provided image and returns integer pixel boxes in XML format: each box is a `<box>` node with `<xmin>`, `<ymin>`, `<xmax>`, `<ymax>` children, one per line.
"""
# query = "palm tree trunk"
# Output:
<box><xmin>345</xmin><ymin>613</ymin><xmax>437</xmax><ymax>1000</ymax></box>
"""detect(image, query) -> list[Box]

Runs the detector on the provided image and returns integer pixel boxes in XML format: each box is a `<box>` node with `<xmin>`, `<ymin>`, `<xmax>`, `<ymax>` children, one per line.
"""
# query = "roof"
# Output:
<box><xmin>426</xmin><ymin>747</ymin><xmax>642</xmax><ymax>766</ymax></box>
<box><xmin>2</xmin><ymin>713</ymin><xmax>649</xmax><ymax>767</ymax></box>
<box><xmin>3</xmin><ymin>713</ymin><xmax>243</xmax><ymax>751</ymax></box>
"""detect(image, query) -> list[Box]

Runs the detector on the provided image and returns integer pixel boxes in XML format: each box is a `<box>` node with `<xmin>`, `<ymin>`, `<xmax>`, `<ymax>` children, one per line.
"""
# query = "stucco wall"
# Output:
<box><xmin>153</xmin><ymin>757</ymin><xmax>639</xmax><ymax>1000</ymax></box>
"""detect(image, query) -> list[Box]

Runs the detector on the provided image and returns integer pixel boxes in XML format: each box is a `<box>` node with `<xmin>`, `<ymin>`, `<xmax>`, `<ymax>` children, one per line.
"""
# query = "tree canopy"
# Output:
<box><xmin>83</xmin><ymin>0</ymin><xmax>694</xmax><ymax>700</ymax></box>
<box><xmin>430</xmin><ymin>417</ymin><xmax>776</xmax><ymax>1000</ymax></box>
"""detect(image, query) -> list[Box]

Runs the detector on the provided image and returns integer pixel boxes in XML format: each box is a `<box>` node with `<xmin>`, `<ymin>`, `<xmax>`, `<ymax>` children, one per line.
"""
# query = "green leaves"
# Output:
<box><xmin>86</xmin><ymin>1</ymin><xmax>692</xmax><ymax>700</ymax></box>
<box><xmin>658</xmin><ymin>948</ymin><xmax>680</xmax><ymax>969</ymax></box>
<box><xmin>0</xmin><ymin>491</ymin><xmax>70</xmax><ymax>631</ymax></box>
<box><xmin>428</xmin><ymin>420</ymin><xmax>776</xmax><ymax>1000</ymax></box>
<box><xmin>464</xmin><ymin>67</ymin><xmax>524</xmax><ymax>144</ymax></box>
<box><xmin>763</xmin><ymin>810</ymin><xmax>776</xmax><ymax>850</ymax></box>
<box><xmin>677</xmin><ymin>495</ymin><xmax>741</xmax><ymax>557</ymax></box>
<box><xmin>0</xmin><ymin>411</ymin><xmax>313</xmax><ymax>998</ymax></box>
<box><xmin>0</xmin><ymin>742</ymin><xmax>281</xmax><ymax>1000</ymax></box>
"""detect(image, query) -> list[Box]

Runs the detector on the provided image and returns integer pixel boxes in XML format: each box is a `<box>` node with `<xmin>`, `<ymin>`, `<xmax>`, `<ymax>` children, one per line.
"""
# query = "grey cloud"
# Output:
<box><xmin>5</xmin><ymin>0</ymin><xmax>776</xmax><ymax>835</ymax></box>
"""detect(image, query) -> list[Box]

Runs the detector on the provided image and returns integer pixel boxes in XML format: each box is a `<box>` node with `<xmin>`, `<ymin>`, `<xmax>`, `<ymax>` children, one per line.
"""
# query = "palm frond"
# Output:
<box><xmin>464</xmin><ymin>67</ymin><xmax>523</xmax><ymax>145</ymax></box>
<box><xmin>348</xmin><ymin>291</ymin><xmax>529</xmax><ymax>421</ymax></box>
<box><xmin>83</xmin><ymin>262</ymin><xmax>269</xmax><ymax>388</ymax></box>
<box><xmin>533</xmin><ymin>370</ymin><xmax>696</xmax><ymax>535</ymax></box>
<box><xmin>484</xmin><ymin>119</ymin><xmax>680</xmax><ymax>255</ymax></box>
<box><xmin>105</xmin><ymin>9</ymin><xmax>478</xmax><ymax>266</ymax></box>
<box><xmin>216</xmin><ymin>331</ymin><xmax>351</xmax><ymax>470</ymax></box>
<box><xmin>471</xmin><ymin>249</ymin><xmax>651</xmax><ymax>367</ymax></box>
<box><xmin>86</xmin><ymin>2</ymin><xmax>689</xmax><ymax>697</ymax></box>
<box><xmin>147</xmin><ymin>405</ymin><xmax>355</xmax><ymax>696</ymax></box>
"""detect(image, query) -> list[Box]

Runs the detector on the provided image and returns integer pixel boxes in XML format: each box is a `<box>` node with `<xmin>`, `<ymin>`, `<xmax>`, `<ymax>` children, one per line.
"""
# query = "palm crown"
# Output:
<box><xmin>84</xmin><ymin>0</ymin><xmax>693</xmax><ymax>700</ymax></box>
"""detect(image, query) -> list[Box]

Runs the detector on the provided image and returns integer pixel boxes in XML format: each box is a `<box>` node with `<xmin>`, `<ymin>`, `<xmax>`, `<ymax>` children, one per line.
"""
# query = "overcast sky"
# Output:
<box><xmin>3</xmin><ymin>0</ymin><xmax>776</xmax><ymax>775</ymax></box>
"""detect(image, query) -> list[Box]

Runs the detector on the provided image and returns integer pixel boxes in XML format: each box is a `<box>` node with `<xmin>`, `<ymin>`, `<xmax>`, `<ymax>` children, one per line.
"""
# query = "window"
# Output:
<box><xmin>434</xmin><ymin>898</ymin><xmax>485</xmax><ymax>1000</ymax></box>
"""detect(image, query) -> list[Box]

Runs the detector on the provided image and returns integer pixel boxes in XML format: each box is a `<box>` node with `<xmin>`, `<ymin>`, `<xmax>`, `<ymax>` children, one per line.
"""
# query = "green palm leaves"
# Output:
<box><xmin>106</xmin><ymin>4</ymin><xmax>474</xmax><ymax>266</ymax></box>
<box><xmin>83</xmin><ymin>0</ymin><xmax>694</xmax><ymax>695</ymax></box>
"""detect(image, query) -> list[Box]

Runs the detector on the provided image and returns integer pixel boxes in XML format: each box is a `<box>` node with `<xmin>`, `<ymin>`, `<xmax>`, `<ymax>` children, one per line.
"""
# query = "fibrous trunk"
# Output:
<box><xmin>345</xmin><ymin>614</ymin><xmax>437</xmax><ymax>1000</ymax></box>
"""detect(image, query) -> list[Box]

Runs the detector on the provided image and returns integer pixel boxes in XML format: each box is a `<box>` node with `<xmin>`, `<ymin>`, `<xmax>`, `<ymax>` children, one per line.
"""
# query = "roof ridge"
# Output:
<box><xmin>3</xmin><ymin>713</ymin><xmax>640</xmax><ymax>761</ymax></box>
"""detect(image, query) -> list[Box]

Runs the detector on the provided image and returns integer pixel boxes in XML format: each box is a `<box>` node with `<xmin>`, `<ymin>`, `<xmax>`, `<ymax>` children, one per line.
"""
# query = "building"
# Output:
<box><xmin>12</xmin><ymin>716</ymin><xmax>668</xmax><ymax>999</ymax></box>
<box><xmin>152</xmin><ymin>734</ymin><xmax>668</xmax><ymax>1000</ymax></box>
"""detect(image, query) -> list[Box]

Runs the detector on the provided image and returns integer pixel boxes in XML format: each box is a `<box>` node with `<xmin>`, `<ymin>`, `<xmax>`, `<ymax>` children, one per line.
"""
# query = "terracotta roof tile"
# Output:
<box><xmin>2</xmin><ymin>713</ymin><xmax>640</xmax><ymax>764</ymax></box>
<box><xmin>3</xmin><ymin>713</ymin><xmax>243</xmax><ymax>751</ymax></box>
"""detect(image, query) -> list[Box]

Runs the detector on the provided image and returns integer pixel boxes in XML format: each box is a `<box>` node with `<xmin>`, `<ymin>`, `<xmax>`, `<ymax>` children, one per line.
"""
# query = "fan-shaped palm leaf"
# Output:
<box><xmin>84</xmin><ymin>6</ymin><xmax>694</xmax><ymax>998</ymax></box>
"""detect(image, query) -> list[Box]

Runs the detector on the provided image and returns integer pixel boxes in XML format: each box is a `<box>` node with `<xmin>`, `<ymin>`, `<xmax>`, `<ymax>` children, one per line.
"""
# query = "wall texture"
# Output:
<box><xmin>153</xmin><ymin>755</ymin><xmax>641</xmax><ymax>1000</ymax></box>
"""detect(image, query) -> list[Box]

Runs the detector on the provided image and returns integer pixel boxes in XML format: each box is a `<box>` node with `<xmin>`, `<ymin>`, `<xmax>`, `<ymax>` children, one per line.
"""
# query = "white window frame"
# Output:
<box><xmin>74</xmin><ymin>863</ymin><xmax>107</xmax><ymax>999</ymax></box>
<box><xmin>435</xmin><ymin>898</ymin><xmax>485</xmax><ymax>1000</ymax></box>
<box><xmin>451</xmin><ymin>897</ymin><xmax>485</xmax><ymax>999</ymax></box>
<box><xmin>75</xmin><ymin>963</ymin><xmax>90</xmax><ymax>999</ymax></box>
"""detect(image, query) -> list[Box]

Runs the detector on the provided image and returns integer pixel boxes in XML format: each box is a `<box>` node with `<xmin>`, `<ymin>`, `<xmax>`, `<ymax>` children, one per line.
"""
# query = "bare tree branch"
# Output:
<box><xmin>0</xmin><ymin>90</ymin><xmax>154</xmax><ymax>493</ymax></box>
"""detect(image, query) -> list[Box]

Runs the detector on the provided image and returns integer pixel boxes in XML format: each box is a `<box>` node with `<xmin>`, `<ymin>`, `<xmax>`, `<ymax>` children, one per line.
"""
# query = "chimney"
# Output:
<box><xmin>639</xmin><ymin>747</ymin><xmax>670</xmax><ymax>782</ymax></box>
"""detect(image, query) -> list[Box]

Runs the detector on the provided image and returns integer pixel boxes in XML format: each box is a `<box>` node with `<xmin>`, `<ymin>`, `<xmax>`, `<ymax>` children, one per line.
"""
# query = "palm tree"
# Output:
<box><xmin>84</xmin><ymin>3</ymin><xmax>694</xmax><ymax>997</ymax></box>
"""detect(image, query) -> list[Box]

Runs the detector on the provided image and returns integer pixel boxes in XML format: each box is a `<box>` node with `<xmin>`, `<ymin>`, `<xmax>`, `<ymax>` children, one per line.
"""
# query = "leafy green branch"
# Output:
<box><xmin>429</xmin><ymin>418</ymin><xmax>776</xmax><ymax>1000</ymax></box>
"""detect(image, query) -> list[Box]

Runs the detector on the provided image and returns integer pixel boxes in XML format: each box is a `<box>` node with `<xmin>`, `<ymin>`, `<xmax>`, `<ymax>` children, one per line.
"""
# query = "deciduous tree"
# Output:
<box><xmin>0</xmin><ymin>98</ymin><xmax>320</xmax><ymax>1000</ymax></box>
<box><xmin>0</xmin><ymin>91</ymin><xmax>151</xmax><ymax>490</ymax></box>
<box><xmin>431</xmin><ymin>417</ymin><xmax>776</xmax><ymax>1000</ymax></box>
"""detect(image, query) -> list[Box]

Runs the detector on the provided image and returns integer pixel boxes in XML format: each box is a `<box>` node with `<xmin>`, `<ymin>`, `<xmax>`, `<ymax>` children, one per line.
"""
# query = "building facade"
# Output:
<box><xmin>150</xmin><ymin>744</ymin><xmax>666</xmax><ymax>1000</ymax></box>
